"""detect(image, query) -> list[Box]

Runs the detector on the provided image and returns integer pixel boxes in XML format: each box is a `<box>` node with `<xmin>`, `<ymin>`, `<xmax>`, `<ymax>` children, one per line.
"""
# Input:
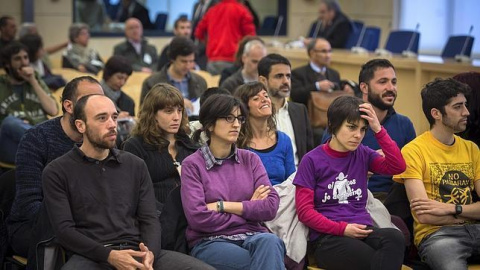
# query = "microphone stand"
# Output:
<box><xmin>455</xmin><ymin>25</ymin><xmax>474</xmax><ymax>63</ymax></box>
<box><xmin>402</xmin><ymin>23</ymin><xmax>420</xmax><ymax>58</ymax></box>
<box><xmin>351</xmin><ymin>25</ymin><xmax>368</xmax><ymax>54</ymax></box>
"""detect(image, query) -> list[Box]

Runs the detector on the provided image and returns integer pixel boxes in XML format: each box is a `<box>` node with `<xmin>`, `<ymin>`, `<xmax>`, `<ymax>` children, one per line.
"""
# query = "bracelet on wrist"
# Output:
<box><xmin>219</xmin><ymin>200</ymin><xmax>224</xmax><ymax>213</ymax></box>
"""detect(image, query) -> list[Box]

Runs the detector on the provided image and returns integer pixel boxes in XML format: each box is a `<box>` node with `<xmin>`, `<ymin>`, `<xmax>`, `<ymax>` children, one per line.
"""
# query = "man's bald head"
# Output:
<box><xmin>125</xmin><ymin>18</ymin><xmax>143</xmax><ymax>42</ymax></box>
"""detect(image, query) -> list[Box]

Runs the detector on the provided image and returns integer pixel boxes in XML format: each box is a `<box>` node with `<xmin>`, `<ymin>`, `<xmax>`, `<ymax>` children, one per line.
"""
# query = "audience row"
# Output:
<box><xmin>1</xmin><ymin>2</ymin><xmax>480</xmax><ymax>268</ymax></box>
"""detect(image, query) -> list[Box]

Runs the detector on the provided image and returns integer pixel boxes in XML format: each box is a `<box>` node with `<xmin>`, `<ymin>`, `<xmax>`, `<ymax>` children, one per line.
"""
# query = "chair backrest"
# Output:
<box><xmin>0</xmin><ymin>170</ymin><xmax>16</xmax><ymax>218</ymax></box>
<box><xmin>361</xmin><ymin>26</ymin><xmax>381</xmax><ymax>51</ymax></box>
<box><xmin>154</xmin><ymin>13</ymin><xmax>168</xmax><ymax>31</ymax></box>
<box><xmin>258</xmin><ymin>16</ymin><xmax>278</xmax><ymax>35</ymax></box>
<box><xmin>441</xmin><ymin>35</ymin><xmax>475</xmax><ymax>58</ymax></box>
<box><xmin>384</xmin><ymin>30</ymin><xmax>420</xmax><ymax>54</ymax></box>
<box><xmin>344</xmin><ymin>20</ymin><xmax>365</xmax><ymax>49</ymax></box>
<box><xmin>263</xmin><ymin>16</ymin><xmax>277</xmax><ymax>30</ymax></box>
<box><xmin>308</xmin><ymin>21</ymin><xmax>318</xmax><ymax>38</ymax></box>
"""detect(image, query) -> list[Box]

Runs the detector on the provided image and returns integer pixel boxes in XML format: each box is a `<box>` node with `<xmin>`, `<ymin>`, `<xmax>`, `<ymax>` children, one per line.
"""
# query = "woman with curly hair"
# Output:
<box><xmin>123</xmin><ymin>83</ymin><xmax>197</xmax><ymax>208</ymax></box>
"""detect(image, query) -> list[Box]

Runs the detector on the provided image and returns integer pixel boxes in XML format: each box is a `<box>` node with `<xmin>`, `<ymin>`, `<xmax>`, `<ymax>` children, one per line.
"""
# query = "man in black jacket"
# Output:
<box><xmin>113</xmin><ymin>18</ymin><xmax>158</xmax><ymax>73</ymax></box>
<box><xmin>307</xmin><ymin>0</ymin><xmax>352</xmax><ymax>48</ymax></box>
<box><xmin>43</xmin><ymin>94</ymin><xmax>214</xmax><ymax>269</ymax></box>
<box><xmin>291</xmin><ymin>38</ymin><xmax>353</xmax><ymax>106</ymax></box>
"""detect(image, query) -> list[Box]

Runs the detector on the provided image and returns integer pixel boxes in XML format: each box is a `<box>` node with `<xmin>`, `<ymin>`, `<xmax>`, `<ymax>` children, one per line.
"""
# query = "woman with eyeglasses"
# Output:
<box><xmin>294</xmin><ymin>96</ymin><xmax>406</xmax><ymax>270</ymax></box>
<box><xmin>123</xmin><ymin>83</ymin><xmax>198</xmax><ymax>210</ymax></box>
<box><xmin>181</xmin><ymin>94</ymin><xmax>285</xmax><ymax>269</ymax></box>
<box><xmin>235</xmin><ymin>82</ymin><xmax>295</xmax><ymax>185</ymax></box>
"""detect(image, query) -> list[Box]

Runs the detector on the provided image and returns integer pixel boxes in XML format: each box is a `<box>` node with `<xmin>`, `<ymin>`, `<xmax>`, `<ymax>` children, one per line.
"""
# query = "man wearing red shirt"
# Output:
<box><xmin>194</xmin><ymin>0</ymin><xmax>256</xmax><ymax>75</ymax></box>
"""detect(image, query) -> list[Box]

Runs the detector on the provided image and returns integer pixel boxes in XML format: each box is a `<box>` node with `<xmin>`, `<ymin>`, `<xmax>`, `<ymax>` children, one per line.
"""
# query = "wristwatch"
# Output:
<box><xmin>454</xmin><ymin>204</ymin><xmax>463</xmax><ymax>218</ymax></box>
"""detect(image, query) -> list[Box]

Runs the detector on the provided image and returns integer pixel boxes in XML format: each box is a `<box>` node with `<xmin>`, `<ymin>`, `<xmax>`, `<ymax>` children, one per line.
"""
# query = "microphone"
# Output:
<box><xmin>268</xmin><ymin>16</ymin><xmax>284</xmax><ymax>48</ymax></box>
<box><xmin>312</xmin><ymin>19</ymin><xmax>322</xmax><ymax>39</ymax></box>
<box><xmin>455</xmin><ymin>25</ymin><xmax>474</xmax><ymax>62</ymax></box>
<box><xmin>273</xmin><ymin>15</ymin><xmax>284</xmax><ymax>38</ymax></box>
<box><xmin>402</xmin><ymin>23</ymin><xmax>420</xmax><ymax>58</ymax></box>
<box><xmin>351</xmin><ymin>25</ymin><xmax>369</xmax><ymax>54</ymax></box>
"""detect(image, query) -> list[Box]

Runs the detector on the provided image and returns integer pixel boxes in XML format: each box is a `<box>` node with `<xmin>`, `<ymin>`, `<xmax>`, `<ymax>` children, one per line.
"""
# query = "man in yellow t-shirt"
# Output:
<box><xmin>394</xmin><ymin>78</ymin><xmax>480</xmax><ymax>270</ymax></box>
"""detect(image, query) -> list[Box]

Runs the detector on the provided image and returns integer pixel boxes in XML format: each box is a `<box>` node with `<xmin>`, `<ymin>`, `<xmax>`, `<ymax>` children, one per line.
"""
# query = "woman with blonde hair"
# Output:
<box><xmin>123</xmin><ymin>83</ymin><xmax>197</xmax><ymax>209</ymax></box>
<box><xmin>235</xmin><ymin>81</ymin><xmax>295</xmax><ymax>185</ymax></box>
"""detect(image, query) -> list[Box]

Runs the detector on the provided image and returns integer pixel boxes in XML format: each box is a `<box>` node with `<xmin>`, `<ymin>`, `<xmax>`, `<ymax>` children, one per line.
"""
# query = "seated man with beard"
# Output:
<box><xmin>42</xmin><ymin>94</ymin><xmax>214</xmax><ymax>269</ymax></box>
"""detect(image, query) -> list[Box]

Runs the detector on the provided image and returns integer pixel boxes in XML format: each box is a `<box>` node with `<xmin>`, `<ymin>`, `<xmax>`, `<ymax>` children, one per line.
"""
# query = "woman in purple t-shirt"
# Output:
<box><xmin>293</xmin><ymin>96</ymin><xmax>406</xmax><ymax>270</ymax></box>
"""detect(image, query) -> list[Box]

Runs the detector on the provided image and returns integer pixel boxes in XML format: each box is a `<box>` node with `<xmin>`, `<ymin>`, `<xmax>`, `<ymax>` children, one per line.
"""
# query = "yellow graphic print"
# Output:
<box><xmin>429</xmin><ymin>163</ymin><xmax>474</xmax><ymax>205</ymax></box>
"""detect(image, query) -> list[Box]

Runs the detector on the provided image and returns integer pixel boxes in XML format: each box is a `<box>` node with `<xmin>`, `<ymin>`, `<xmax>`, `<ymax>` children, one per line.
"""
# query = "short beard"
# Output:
<box><xmin>85</xmin><ymin>127</ymin><xmax>116</xmax><ymax>150</ymax></box>
<box><xmin>8</xmin><ymin>67</ymin><xmax>25</xmax><ymax>82</ymax></box>
<box><xmin>368</xmin><ymin>91</ymin><xmax>395</xmax><ymax>111</ymax></box>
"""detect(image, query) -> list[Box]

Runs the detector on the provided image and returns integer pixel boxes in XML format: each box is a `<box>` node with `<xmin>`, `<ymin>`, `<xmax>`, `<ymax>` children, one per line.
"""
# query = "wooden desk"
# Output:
<box><xmin>269</xmin><ymin>47</ymin><xmax>480</xmax><ymax>134</ymax></box>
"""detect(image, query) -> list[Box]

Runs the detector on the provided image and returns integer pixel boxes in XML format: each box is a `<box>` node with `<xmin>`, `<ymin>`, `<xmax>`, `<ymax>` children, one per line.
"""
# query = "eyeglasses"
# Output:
<box><xmin>220</xmin><ymin>115</ymin><xmax>246</xmax><ymax>124</ymax></box>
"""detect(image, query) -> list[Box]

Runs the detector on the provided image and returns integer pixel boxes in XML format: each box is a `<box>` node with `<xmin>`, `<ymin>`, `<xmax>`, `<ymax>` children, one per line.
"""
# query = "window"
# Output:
<box><xmin>399</xmin><ymin>0</ymin><xmax>479</xmax><ymax>56</ymax></box>
<box><xmin>74</xmin><ymin>0</ymin><xmax>287</xmax><ymax>36</ymax></box>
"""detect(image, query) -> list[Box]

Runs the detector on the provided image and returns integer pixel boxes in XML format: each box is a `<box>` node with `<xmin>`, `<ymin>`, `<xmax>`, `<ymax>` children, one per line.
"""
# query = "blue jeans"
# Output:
<box><xmin>0</xmin><ymin>116</ymin><xmax>32</xmax><ymax>163</ymax></box>
<box><xmin>418</xmin><ymin>224</ymin><xmax>480</xmax><ymax>270</ymax></box>
<box><xmin>191</xmin><ymin>233</ymin><xmax>286</xmax><ymax>270</ymax></box>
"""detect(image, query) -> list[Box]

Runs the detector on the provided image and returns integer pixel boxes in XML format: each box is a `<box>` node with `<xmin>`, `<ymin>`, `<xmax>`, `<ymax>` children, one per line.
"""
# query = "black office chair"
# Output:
<box><xmin>258</xmin><ymin>16</ymin><xmax>277</xmax><ymax>35</ymax></box>
<box><xmin>362</xmin><ymin>26</ymin><xmax>381</xmax><ymax>52</ymax></box>
<box><xmin>154</xmin><ymin>13</ymin><xmax>168</xmax><ymax>31</ymax></box>
<box><xmin>344</xmin><ymin>20</ymin><xmax>365</xmax><ymax>49</ymax></box>
<box><xmin>0</xmin><ymin>169</ymin><xmax>26</xmax><ymax>270</ymax></box>
<box><xmin>441</xmin><ymin>35</ymin><xmax>475</xmax><ymax>58</ymax></box>
<box><xmin>384</xmin><ymin>30</ymin><xmax>420</xmax><ymax>54</ymax></box>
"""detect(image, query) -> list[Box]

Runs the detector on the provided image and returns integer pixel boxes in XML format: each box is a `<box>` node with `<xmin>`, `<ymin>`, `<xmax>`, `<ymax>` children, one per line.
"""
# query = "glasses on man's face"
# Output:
<box><xmin>221</xmin><ymin>115</ymin><xmax>246</xmax><ymax>124</ymax></box>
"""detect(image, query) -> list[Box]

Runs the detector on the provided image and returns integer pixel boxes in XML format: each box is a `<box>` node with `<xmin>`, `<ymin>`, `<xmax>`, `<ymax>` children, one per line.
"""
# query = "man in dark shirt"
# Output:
<box><xmin>141</xmin><ymin>36</ymin><xmax>207</xmax><ymax>115</ymax></box>
<box><xmin>113</xmin><ymin>18</ymin><xmax>158</xmax><ymax>73</ymax></box>
<box><xmin>291</xmin><ymin>38</ymin><xmax>352</xmax><ymax>106</ymax></box>
<box><xmin>307</xmin><ymin>0</ymin><xmax>352</xmax><ymax>48</ymax></box>
<box><xmin>7</xmin><ymin>76</ymin><xmax>103</xmax><ymax>259</ymax></box>
<box><xmin>0</xmin><ymin>16</ymin><xmax>17</xmax><ymax>56</ymax></box>
<box><xmin>43</xmin><ymin>94</ymin><xmax>213</xmax><ymax>269</ymax></box>
<box><xmin>157</xmin><ymin>16</ymin><xmax>192</xmax><ymax>71</ymax></box>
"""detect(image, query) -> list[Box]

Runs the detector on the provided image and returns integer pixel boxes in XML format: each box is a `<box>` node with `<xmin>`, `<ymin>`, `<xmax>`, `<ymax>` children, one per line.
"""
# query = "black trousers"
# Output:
<box><xmin>314</xmin><ymin>227</ymin><xmax>405</xmax><ymax>270</ymax></box>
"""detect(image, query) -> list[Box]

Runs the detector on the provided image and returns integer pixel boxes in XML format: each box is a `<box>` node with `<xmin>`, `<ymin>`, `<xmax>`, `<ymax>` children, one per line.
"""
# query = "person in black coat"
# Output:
<box><xmin>291</xmin><ymin>38</ymin><xmax>353</xmax><ymax>106</ymax></box>
<box><xmin>116</xmin><ymin>0</ymin><xmax>154</xmax><ymax>29</ymax></box>
<box><xmin>101</xmin><ymin>55</ymin><xmax>135</xmax><ymax>117</ymax></box>
<box><xmin>123</xmin><ymin>83</ymin><xmax>198</xmax><ymax>209</ymax></box>
<box><xmin>307</xmin><ymin>0</ymin><xmax>352</xmax><ymax>48</ymax></box>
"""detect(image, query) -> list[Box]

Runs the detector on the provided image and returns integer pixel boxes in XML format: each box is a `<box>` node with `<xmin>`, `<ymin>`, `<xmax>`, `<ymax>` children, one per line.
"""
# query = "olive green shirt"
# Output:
<box><xmin>0</xmin><ymin>74</ymin><xmax>54</xmax><ymax>125</ymax></box>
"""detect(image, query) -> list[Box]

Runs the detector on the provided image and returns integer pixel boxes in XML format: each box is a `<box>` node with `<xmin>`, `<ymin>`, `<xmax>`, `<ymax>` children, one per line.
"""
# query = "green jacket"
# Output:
<box><xmin>0</xmin><ymin>74</ymin><xmax>54</xmax><ymax>125</ymax></box>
